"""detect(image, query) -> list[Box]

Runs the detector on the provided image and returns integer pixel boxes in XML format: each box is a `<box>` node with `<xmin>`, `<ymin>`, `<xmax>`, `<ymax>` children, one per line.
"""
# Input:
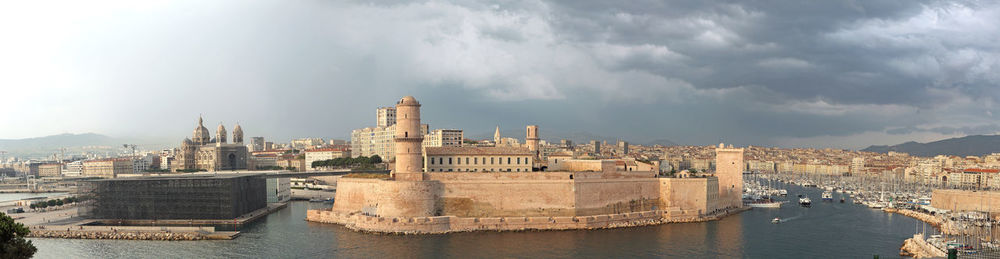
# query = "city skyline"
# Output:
<box><xmin>3</xmin><ymin>1</ymin><xmax>1000</xmax><ymax>149</ymax></box>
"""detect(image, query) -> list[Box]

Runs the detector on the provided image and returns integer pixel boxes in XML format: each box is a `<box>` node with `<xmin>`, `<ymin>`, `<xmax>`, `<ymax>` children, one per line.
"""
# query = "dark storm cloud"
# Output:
<box><xmin>3</xmin><ymin>0</ymin><xmax>999</xmax><ymax>149</ymax></box>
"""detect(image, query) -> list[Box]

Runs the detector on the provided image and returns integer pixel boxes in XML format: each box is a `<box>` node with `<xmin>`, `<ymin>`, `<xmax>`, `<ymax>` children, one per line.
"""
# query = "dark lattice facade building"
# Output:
<box><xmin>80</xmin><ymin>174</ymin><xmax>266</xmax><ymax>220</ymax></box>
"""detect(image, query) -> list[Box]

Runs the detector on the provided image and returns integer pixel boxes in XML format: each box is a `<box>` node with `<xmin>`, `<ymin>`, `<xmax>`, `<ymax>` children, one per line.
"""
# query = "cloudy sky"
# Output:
<box><xmin>2</xmin><ymin>0</ymin><xmax>999</xmax><ymax>149</ymax></box>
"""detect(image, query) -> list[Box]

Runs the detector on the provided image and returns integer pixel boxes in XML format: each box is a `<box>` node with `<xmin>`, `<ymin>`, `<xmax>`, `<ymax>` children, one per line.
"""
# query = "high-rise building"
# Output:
<box><xmin>351</xmin><ymin>124</ymin><xmax>428</xmax><ymax>160</ymax></box>
<box><xmin>618</xmin><ymin>140</ymin><xmax>629</xmax><ymax>155</ymax></box>
<box><xmin>590</xmin><ymin>140</ymin><xmax>601</xmax><ymax>154</ymax></box>
<box><xmin>377</xmin><ymin>107</ymin><xmax>396</xmax><ymax>128</ymax></box>
<box><xmin>423</xmin><ymin>129</ymin><xmax>464</xmax><ymax>147</ymax></box>
<box><xmin>250</xmin><ymin>137</ymin><xmax>265</xmax><ymax>151</ymax></box>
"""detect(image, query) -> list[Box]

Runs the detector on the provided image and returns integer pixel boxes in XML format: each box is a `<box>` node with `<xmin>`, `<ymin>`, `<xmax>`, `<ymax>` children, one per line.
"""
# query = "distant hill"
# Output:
<box><xmin>861</xmin><ymin>135</ymin><xmax>1000</xmax><ymax>157</ymax></box>
<box><xmin>0</xmin><ymin>133</ymin><xmax>170</xmax><ymax>159</ymax></box>
<box><xmin>646</xmin><ymin>139</ymin><xmax>679</xmax><ymax>147</ymax></box>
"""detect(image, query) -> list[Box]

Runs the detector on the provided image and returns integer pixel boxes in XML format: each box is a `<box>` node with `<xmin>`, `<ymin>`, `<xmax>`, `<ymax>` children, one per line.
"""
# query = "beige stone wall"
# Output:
<box><xmin>549</xmin><ymin>159</ymin><xmax>615</xmax><ymax>172</ymax></box>
<box><xmin>931</xmin><ymin>189</ymin><xmax>1000</xmax><ymax>213</ymax></box>
<box><xmin>715</xmin><ymin>147</ymin><xmax>744</xmax><ymax>209</ymax></box>
<box><xmin>437</xmin><ymin>178</ymin><xmax>576</xmax><ymax>217</ymax></box>
<box><xmin>659</xmin><ymin>177</ymin><xmax>720</xmax><ymax>215</ymax></box>
<box><xmin>333</xmin><ymin>178</ymin><xmax>440</xmax><ymax>217</ymax></box>
<box><xmin>333</xmin><ymin>172</ymin><xmax>716</xmax><ymax>219</ymax></box>
<box><xmin>307</xmin><ymin>208</ymin><xmax>731</xmax><ymax>234</ymax></box>
<box><xmin>574</xmin><ymin>178</ymin><xmax>660</xmax><ymax>215</ymax></box>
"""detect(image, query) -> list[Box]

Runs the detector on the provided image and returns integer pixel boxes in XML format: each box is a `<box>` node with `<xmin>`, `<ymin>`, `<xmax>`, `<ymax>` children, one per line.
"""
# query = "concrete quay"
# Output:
<box><xmin>306</xmin><ymin>207</ymin><xmax>749</xmax><ymax>234</ymax></box>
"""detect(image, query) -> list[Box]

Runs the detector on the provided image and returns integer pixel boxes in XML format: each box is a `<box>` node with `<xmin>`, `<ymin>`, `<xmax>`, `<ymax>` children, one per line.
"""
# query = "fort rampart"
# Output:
<box><xmin>312</xmin><ymin>172</ymin><xmax>736</xmax><ymax>233</ymax></box>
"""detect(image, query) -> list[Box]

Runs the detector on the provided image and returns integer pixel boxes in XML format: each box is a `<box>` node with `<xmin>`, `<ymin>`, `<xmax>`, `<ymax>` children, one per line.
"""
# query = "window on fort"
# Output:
<box><xmin>517</xmin><ymin>157</ymin><xmax>521</xmax><ymax>164</ymax></box>
<box><xmin>431</xmin><ymin>158</ymin><xmax>435</xmax><ymax>164</ymax></box>
<box><xmin>474</xmin><ymin>158</ymin><xmax>478</xmax><ymax>164</ymax></box>
<box><xmin>491</xmin><ymin>157</ymin><xmax>494</xmax><ymax>164</ymax></box>
<box><xmin>448</xmin><ymin>158</ymin><xmax>452</xmax><ymax>164</ymax></box>
<box><xmin>439</xmin><ymin>158</ymin><xmax>443</xmax><ymax>164</ymax></box>
<box><xmin>507</xmin><ymin>157</ymin><xmax>511</xmax><ymax>164</ymax></box>
<box><xmin>466</xmin><ymin>158</ymin><xmax>469</xmax><ymax>164</ymax></box>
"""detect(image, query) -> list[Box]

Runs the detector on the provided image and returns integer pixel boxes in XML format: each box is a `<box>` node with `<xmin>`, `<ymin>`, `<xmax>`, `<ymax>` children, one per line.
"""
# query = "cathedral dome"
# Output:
<box><xmin>193</xmin><ymin>116</ymin><xmax>210</xmax><ymax>144</ymax></box>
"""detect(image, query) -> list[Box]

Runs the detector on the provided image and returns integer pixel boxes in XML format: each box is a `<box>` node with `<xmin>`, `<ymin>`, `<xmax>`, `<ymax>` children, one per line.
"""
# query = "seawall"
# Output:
<box><xmin>306</xmin><ymin>207</ymin><xmax>748</xmax><ymax>234</ymax></box>
<box><xmin>26</xmin><ymin>226</ymin><xmax>237</xmax><ymax>240</ymax></box>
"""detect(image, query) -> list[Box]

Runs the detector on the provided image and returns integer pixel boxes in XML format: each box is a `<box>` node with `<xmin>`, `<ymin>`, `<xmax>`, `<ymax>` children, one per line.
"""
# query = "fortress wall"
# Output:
<box><xmin>659</xmin><ymin>177</ymin><xmax>719</xmax><ymax>215</ymax></box>
<box><xmin>332</xmin><ymin>173</ymin><xmax>721</xmax><ymax>219</ymax></box>
<box><xmin>332</xmin><ymin>178</ymin><xmax>440</xmax><ymax>217</ymax></box>
<box><xmin>573</xmin><ymin>178</ymin><xmax>660</xmax><ymax>216</ymax></box>
<box><xmin>931</xmin><ymin>189</ymin><xmax>1000</xmax><ymax>213</ymax></box>
<box><xmin>428</xmin><ymin>172</ymin><xmax>585</xmax><ymax>181</ymax></box>
<box><xmin>306</xmin><ymin>208</ymin><xmax>737</xmax><ymax>234</ymax></box>
<box><xmin>437</xmin><ymin>179</ymin><xmax>577</xmax><ymax>217</ymax></box>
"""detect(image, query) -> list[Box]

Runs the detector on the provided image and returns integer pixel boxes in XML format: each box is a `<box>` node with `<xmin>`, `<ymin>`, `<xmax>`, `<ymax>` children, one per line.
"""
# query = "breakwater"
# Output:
<box><xmin>306</xmin><ymin>207</ymin><xmax>749</xmax><ymax>234</ymax></box>
<box><xmin>899</xmin><ymin>234</ymin><xmax>947</xmax><ymax>258</ymax></box>
<box><xmin>26</xmin><ymin>226</ymin><xmax>234</xmax><ymax>241</ymax></box>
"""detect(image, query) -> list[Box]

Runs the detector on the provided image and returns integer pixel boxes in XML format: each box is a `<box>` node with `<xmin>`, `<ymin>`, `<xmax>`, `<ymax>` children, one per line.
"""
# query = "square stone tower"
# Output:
<box><xmin>715</xmin><ymin>143</ymin><xmax>744</xmax><ymax>209</ymax></box>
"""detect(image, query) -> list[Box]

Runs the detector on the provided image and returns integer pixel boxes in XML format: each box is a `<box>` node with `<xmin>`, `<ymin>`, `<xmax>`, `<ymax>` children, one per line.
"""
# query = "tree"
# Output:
<box><xmin>27</xmin><ymin>204</ymin><xmax>34</xmax><ymax>210</ymax></box>
<box><xmin>0</xmin><ymin>212</ymin><xmax>37</xmax><ymax>258</ymax></box>
<box><xmin>370</xmin><ymin>155</ymin><xmax>382</xmax><ymax>164</ymax></box>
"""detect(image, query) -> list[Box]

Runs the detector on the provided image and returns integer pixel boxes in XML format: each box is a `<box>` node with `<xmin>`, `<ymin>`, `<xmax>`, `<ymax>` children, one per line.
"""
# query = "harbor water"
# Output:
<box><xmin>29</xmin><ymin>183</ymin><xmax>933</xmax><ymax>258</ymax></box>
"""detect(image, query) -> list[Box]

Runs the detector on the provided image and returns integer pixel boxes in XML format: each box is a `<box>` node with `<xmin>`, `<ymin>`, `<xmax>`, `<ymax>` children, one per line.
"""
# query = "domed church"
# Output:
<box><xmin>174</xmin><ymin>116</ymin><xmax>249</xmax><ymax>172</ymax></box>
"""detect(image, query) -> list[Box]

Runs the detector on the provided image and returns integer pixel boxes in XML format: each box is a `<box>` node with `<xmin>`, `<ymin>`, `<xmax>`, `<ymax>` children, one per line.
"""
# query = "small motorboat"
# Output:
<box><xmin>772</xmin><ymin>217</ymin><xmax>781</xmax><ymax>224</ymax></box>
<box><xmin>799</xmin><ymin>197</ymin><xmax>812</xmax><ymax>207</ymax></box>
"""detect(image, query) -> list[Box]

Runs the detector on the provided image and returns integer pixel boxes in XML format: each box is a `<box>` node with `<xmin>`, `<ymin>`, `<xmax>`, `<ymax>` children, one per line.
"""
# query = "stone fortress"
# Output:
<box><xmin>307</xmin><ymin>96</ymin><xmax>746</xmax><ymax>233</ymax></box>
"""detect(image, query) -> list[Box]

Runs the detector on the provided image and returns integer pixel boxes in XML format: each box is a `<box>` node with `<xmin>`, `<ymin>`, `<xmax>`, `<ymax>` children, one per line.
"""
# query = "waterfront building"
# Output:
<box><xmin>423</xmin><ymin>129</ymin><xmax>464</xmax><ymax>148</ymax></box>
<box><xmin>305</xmin><ymin>148</ymin><xmax>350</xmax><ymax>171</ymax></box>
<box><xmin>249</xmin><ymin>153</ymin><xmax>278</xmax><ymax>170</ymax></box>
<box><xmin>64</xmin><ymin>161</ymin><xmax>84</xmax><ymax>176</ymax></box>
<box><xmin>266</xmin><ymin>177</ymin><xmax>291</xmax><ymax>203</ymax></box>
<box><xmin>424</xmin><ymin>147</ymin><xmax>534</xmax><ymax>172</ymax></box>
<box><xmin>80</xmin><ymin>174</ymin><xmax>267</xmax><ymax>220</ymax></box>
<box><xmin>174</xmin><ymin>117</ymin><xmax>249</xmax><ymax>172</ymax></box>
<box><xmin>37</xmin><ymin>163</ymin><xmax>62</xmax><ymax>178</ymax></box>
<box><xmin>851</xmin><ymin>157</ymin><xmax>865</xmax><ymax>175</ymax></box>
<box><xmin>82</xmin><ymin>158</ymin><xmax>134</xmax><ymax>178</ymax></box>
<box><xmin>277</xmin><ymin>155</ymin><xmax>305</xmax><ymax>172</ymax></box>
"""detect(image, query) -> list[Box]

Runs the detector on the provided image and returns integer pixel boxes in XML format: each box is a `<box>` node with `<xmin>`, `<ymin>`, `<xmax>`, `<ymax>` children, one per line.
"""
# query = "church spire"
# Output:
<box><xmin>494</xmin><ymin>125</ymin><xmax>501</xmax><ymax>145</ymax></box>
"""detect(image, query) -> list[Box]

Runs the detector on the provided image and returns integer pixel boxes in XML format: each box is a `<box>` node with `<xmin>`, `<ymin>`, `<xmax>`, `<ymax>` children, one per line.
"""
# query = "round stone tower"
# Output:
<box><xmin>394</xmin><ymin>96</ymin><xmax>424</xmax><ymax>181</ymax></box>
<box><xmin>526</xmin><ymin>125</ymin><xmax>540</xmax><ymax>161</ymax></box>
